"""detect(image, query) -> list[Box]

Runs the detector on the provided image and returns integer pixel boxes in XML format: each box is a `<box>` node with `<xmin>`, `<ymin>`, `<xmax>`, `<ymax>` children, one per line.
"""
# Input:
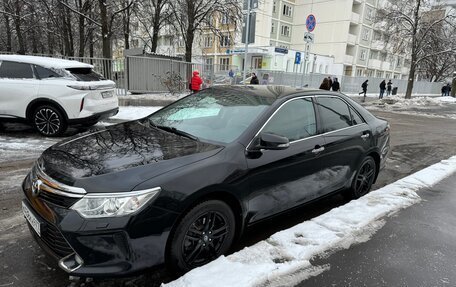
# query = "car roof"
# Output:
<box><xmin>0</xmin><ymin>55</ymin><xmax>93</xmax><ymax>69</ymax></box>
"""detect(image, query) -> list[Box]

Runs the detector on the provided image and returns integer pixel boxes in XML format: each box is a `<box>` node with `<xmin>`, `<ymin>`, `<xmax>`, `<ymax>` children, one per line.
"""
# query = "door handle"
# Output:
<box><xmin>312</xmin><ymin>146</ymin><xmax>325</xmax><ymax>154</ymax></box>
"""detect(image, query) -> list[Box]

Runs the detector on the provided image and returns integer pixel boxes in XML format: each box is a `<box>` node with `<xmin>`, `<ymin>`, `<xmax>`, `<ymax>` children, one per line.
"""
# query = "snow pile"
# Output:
<box><xmin>119</xmin><ymin>92</ymin><xmax>188</xmax><ymax>101</ymax></box>
<box><xmin>0</xmin><ymin>136</ymin><xmax>58</xmax><ymax>162</ymax></box>
<box><xmin>111</xmin><ymin>106</ymin><xmax>162</xmax><ymax>121</ymax></box>
<box><xmin>164</xmin><ymin>156</ymin><xmax>456</xmax><ymax>287</ymax></box>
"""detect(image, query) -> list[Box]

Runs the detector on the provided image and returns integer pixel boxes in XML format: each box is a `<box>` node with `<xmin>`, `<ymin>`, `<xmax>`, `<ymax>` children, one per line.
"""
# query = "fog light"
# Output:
<box><xmin>59</xmin><ymin>253</ymin><xmax>84</xmax><ymax>273</ymax></box>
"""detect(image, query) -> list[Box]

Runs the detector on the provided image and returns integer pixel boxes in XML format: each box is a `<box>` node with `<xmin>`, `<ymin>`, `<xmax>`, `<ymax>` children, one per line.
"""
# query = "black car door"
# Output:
<box><xmin>314</xmin><ymin>96</ymin><xmax>372</xmax><ymax>193</ymax></box>
<box><xmin>244</xmin><ymin>97</ymin><xmax>327</xmax><ymax>223</ymax></box>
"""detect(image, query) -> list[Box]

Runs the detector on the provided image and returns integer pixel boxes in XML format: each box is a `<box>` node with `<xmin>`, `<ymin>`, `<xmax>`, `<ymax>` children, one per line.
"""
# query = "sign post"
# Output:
<box><xmin>301</xmin><ymin>14</ymin><xmax>316</xmax><ymax>87</ymax></box>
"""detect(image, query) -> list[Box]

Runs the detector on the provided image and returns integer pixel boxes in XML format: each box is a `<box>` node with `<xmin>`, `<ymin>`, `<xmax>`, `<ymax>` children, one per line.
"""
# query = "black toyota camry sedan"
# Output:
<box><xmin>21</xmin><ymin>85</ymin><xmax>390</xmax><ymax>276</ymax></box>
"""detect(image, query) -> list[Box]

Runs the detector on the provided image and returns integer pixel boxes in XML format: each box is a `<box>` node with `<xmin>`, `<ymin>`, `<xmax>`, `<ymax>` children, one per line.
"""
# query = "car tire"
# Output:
<box><xmin>168</xmin><ymin>200</ymin><xmax>236</xmax><ymax>273</ymax></box>
<box><xmin>347</xmin><ymin>156</ymin><xmax>377</xmax><ymax>199</ymax></box>
<box><xmin>32</xmin><ymin>105</ymin><xmax>67</xmax><ymax>137</ymax></box>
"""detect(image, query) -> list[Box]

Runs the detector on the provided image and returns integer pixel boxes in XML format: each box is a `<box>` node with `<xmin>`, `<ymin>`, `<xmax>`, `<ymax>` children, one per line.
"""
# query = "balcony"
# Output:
<box><xmin>347</xmin><ymin>33</ymin><xmax>357</xmax><ymax>45</ymax></box>
<box><xmin>370</xmin><ymin>59</ymin><xmax>382</xmax><ymax>69</ymax></box>
<box><xmin>351</xmin><ymin>12</ymin><xmax>360</xmax><ymax>24</ymax></box>
<box><xmin>382</xmin><ymin>61</ymin><xmax>391</xmax><ymax>70</ymax></box>
<box><xmin>344</xmin><ymin>55</ymin><xmax>354</xmax><ymax>64</ymax></box>
<box><xmin>371</xmin><ymin>40</ymin><xmax>385</xmax><ymax>50</ymax></box>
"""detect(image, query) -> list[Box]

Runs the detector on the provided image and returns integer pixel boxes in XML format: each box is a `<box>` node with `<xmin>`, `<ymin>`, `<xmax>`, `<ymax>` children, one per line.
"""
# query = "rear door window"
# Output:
<box><xmin>34</xmin><ymin>65</ymin><xmax>61</xmax><ymax>79</ymax></box>
<box><xmin>316</xmin><ymin>97</ymin><xmax>353</xmax><ymax>132</ymax></box>
<box><xmin>262</xmin><ymin>98</ymin><xmax>317</xmax><ymax>141</ymax></box>
<box><xmin>66</xmin><ymin>68</ymin><xmax>105</xmax><ymax>81</ymax></box>
<box><xmin>0</xmin><ymin>61</ymin><xmax>34</xmax><ymax>79</ymax></box>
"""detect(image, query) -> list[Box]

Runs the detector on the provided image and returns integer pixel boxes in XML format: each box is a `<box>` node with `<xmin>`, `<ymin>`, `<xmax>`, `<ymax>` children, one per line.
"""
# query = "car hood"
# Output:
<box><xmin>40</xmin><ymin>120</ymin><xmax>222</xmax><ymax>192</ymax></box>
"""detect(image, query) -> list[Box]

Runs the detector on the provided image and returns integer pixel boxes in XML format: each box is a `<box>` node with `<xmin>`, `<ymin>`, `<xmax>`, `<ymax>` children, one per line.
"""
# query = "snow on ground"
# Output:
<box><xmin>0</xmin><ymin>136</ymin><xmax>59</xmax><ymax>163</ymax></box>
<box><xmin>0</xmin><ymin>168</ymin><xmax>29</xmax><ymax>193</ymax></box>
<box><xmin>111</xmin><ymin>106</ymin><xmax>162</xmax><ymax>121</ymax></box>
<box><xmin>164</xmin><ymin>155</ymin><xmax>456</xmax><ymax>287</ymax></box>
<box><xmin>118</xmin><ymin>92</ymin><xmax>188</xmax><ymax>102</ymax></box>
<box><xmin>363</xmin><ymin>95</ymin><xmax>456</xmax><ymax>119</ymax></box>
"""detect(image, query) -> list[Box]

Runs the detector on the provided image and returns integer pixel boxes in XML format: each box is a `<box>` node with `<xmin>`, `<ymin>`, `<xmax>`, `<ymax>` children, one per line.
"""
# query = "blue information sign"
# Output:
<box><xmin>306</xmin><ymin>14</ymin><xmax>316</xmax><ymax>32</ymax></box>
<box><xmin>295</xmin><ymin>52</ymin><xmax>301</xmax><ymax>64</ymax></box>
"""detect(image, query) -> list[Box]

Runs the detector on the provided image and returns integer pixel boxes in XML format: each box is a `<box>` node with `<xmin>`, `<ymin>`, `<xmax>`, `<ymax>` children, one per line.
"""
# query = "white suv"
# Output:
<box><xmin>0</xmin><ymin>55</ymin><xmax>119</xmax><ymax>136</ymax></box>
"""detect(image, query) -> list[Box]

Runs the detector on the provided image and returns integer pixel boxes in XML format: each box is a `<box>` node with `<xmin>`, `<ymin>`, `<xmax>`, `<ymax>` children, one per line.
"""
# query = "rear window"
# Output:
<box><xmin>66</xmin><ymin>68</ymin><xmax>105</xmax><ymax>81</ymax></box>
<box><xmin>0</xmin><ymin>61</ymin><xmax>34</xmax><ymax>79</ymax></box>
<box><xmin>34</xmin><ymin>65</ymin><xmax>62</xmax><ymax>79</ymax></box>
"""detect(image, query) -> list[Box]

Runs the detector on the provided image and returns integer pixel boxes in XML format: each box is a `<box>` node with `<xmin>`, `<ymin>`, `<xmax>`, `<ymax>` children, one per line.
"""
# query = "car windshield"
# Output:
<box><xmin>147</xmin><ymin>89</ymin><xmax>273</xmax><ymax>144</ymax></box>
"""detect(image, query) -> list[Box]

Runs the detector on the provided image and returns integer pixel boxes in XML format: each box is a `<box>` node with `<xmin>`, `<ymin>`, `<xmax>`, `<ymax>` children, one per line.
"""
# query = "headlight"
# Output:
<box><xmin>70</xmin><ymin>187</ymin><xmax>160</xmax><ymax>218</ymax></box>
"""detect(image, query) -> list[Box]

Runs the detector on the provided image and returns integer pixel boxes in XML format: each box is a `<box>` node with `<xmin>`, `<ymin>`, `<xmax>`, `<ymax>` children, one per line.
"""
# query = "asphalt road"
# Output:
<box><xmin>1</xmin><ymin>108</ymin><xmax>456</xmax><ymax>287</ymax></box>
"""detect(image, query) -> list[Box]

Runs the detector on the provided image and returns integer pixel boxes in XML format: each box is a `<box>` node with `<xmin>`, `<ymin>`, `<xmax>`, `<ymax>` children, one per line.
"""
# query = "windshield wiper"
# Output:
<box><xmin>155</xmin><ymin>124</ymin><xmax>199</xmax><ymax>142</ymax></box>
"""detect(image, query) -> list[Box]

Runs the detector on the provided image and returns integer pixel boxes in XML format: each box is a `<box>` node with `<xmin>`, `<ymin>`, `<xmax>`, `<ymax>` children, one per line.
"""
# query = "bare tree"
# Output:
<box><xmin>378</xmin><ymin>0</ymin><xmax>456</xmax><ymax>98</ymax></box>
<box><xmin>169</xmin><ymin>0</ymin><xmax>242</xmax><ymax>62</ymax></box>
<box><xmin>134</xmin><ymin>0</ymin><xmax>170</xmax><ymax>53</ymax></box>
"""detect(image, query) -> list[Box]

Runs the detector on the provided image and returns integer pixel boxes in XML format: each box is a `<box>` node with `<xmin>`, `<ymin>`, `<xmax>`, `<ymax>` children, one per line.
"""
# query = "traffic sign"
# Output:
<box><xmin>306</xmin><ymin>14</ymin><xmax>316</xmax><ymax>32</ymax></box>
<box><xmin>304</xmin><ymin>32</ymin><xmax>314</xmax><ymax>43</ymax></box>
<box><xmin>295</xmin><ymin>52</ymin><xmax>301</xmax><ymax>64</ymax></box>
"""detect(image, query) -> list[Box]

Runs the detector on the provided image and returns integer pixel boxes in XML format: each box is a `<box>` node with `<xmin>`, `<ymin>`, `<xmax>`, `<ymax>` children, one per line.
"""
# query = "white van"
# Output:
<box><xmin>0</xmin><ymin>55</ymin><xmax>119</xmax><ymax>136</ymax></box>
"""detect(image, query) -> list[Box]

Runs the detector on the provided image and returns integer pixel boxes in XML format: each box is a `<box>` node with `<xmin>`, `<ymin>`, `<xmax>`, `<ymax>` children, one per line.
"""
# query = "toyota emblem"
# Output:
<box><xmin>32</xmin><ymin>179</ymin><xmax>43</xmax><ymax>197</ymax></box>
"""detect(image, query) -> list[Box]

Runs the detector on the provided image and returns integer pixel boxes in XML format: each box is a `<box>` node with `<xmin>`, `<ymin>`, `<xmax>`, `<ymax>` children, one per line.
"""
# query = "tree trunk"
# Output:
<box><xmin>3</xmin><ymin>12</ymin><xmax>12</xmax><ymax>52</ymax></box>
<box><xmin>405</xmin><ymin>57</ymin><xmax>416</xmax><ymax>99</ymax></box>
<box><xmin>99</xmin><ymin>0</ymin><xmax>112</xmax><ymax>59</ymax></box>
<box><xmin>77</xmin><ymin>0</ymin><xmax>85</xmax><ymax>57</ymax></box>
<box><xmin>123</xmin><ymin>2</ymin><xmax>130</xmax><ymax>50</ymax></box>
<box><xmin>185</xmin><ymin>29</ymin><xmax>194</xmax><ymax>62</ymax></box>
<box><xmin>151</xmin><ymin>2</ymin><xmax>161</xmax><ymax>53</ymax></box>
<box><xmin>13</xmin><ymin>0</ymin><xmax>25</xmax><ymax>54</ymax></box>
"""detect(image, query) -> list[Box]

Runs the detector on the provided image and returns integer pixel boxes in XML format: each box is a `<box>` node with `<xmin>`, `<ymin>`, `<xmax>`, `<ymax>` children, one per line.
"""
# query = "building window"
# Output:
<box><xmin>204</xmin><ymin>35</ymin><xmax>213</xmax><ymax>48</ymax></box>
<box><xmin>273</xmin><ymin>1</ymin><xmax>276</xmax><ymax>13</ymax></box>
<box><xmin>385</xmin><ymin>72</ymin><xmax>391</xmax><ymax>78</ymax></box>
<box><xmin>283</xmin><ymin>4</ymin><xmax>292</xmax><ymax>17</ymax></box>
<box><xmin>219</xmin><ymin>57</ymin><xmax>230</xmax><ymax>71</ymax></box>
<box><xmin>356</xmin><ymin>69</ymin><xmax>363</xmax><ymax>77</ymax></box>
<box><xmin>221</xmin><ymin>12</ymin><xmax>230</xmax><ymax>25</ymax></box>
<box><xmin>281</xmin><ymin>24</ymin><xmax>291</xmax><ymax>37</ymax></box>
<box><xmin>132</xmin><ymin>39</ymin><xmax>139</xmax><ymax>47</ymax></box>
<box><xmin>376</xmin><ymin>71</ymin><xmax>383</xmax><ymax>78</ymax></box>
<box><xmin>271</xmin><ymin>22</ymin><xmax>274</xmax><ymax>33</ymax></box>
<box><xmin>362</xmin><ymin>28</ymin><xmax>370</xmax><ymax>41</ymax></box>
<box><xmin>396</xmin><ymin>57</ymin><xmax>402</xmax><ymax>68</ymax></box>
<box><xmin>360</xmin><ymin>49</ymin><xmax>367</xmax><ymax>60</ymax></box>
<box><xmin>220</xmin><ymin>34</ymin><xmax>231</xmax><ymax>47</ymax></box>
<box><xmin>178</xmin><ymin>37</ymin><xmax>185</xmax><ymax>47</ymax></box>
<box><xmin>365</xmin><ymin>7</ymin><xmax>374</xmax><ymax>21</ymax></box>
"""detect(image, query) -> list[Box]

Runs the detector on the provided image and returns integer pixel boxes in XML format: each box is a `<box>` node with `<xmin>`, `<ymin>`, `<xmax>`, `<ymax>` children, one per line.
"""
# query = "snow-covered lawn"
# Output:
<box><xmin>164</xmin><ymin>156</ymin><xmax>456</xmax><ymax>287</ymax></box>
<box><xmin>0</xmin><ymin>136</ymin><xmax>59</xmax><ymax>163</ymax></box>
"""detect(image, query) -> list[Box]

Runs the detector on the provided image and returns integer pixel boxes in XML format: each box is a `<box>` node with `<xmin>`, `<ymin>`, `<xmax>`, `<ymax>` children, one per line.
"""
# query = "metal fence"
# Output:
<box><xmin>251</xmin><ymin>70</ymin><xmax>442</xmax><ymax>95</ymax></box>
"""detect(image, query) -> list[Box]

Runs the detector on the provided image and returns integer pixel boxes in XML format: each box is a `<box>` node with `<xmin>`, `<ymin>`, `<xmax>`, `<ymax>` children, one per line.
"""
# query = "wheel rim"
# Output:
<box><xmin>35</xmin><ymin>108</ymin><xmax>61</xmax><ymax>135</ymax></box>
<box><xmin>181</xmin><ymin>211</ymin><xmax>229</xmax><ymax>268</ymax></box>
<box><xmin>354</xmin><ymin>160</ymin><xmax>375</xmax><ymax>196</ymax></box>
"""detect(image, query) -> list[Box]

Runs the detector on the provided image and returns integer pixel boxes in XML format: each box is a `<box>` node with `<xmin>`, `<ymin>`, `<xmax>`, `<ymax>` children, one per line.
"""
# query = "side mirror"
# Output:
<box><xmin>252</xmin><ymin>132</ymin><xmax>290</xmax><ymax>151</ymax></box>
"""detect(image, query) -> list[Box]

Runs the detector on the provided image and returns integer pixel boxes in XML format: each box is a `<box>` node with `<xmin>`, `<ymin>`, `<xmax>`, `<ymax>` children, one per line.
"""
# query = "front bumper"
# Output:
<box><xmin>22</xmin><ymin>174</ymin><xmax>178</xmax><ymax>277</ymax></box>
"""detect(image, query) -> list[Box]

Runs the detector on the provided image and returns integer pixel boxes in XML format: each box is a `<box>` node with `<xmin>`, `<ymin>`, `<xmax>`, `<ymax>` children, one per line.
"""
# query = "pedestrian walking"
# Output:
<box><xmin>228</xmin><ymin>69</ymin><xmax>234</xmax><ymax>85</ymax></box>
<box><xmin>319</xmin><ymin>77</ymin><xmax>331</xmax><ymax>90</ymax></box>
<box><xmin>379</xmin><ymin>80</ymin><xmax>386</xmax><ymax>99</ymax></box>
<box><xmin>328</xmin><ymin>76</ymin><xmax>333</xmax><ymax>90</ymax></box>
<box><xmin>441</xmin><ymin>85</ymin><xmax>446</xmax><ymax>97</ymax></box>
<box><xmin>331</xmin><ymin>77</ymin><xmax>340</xmax><ymax>92</ymax></box>
<box><xmin>386</xmin><ymin>80</ymin><xmax>392</xmax><ymax>96</ymax></box>
<box><xmin>250</xmin><ymin>73</ymin><xmax>259</xmax><ymax>84</ymax></box>
<box><xmin>444</xmin><ymin>83</ymin><xmax>451</xmax><ymax>97</ymax></box>
<box><xmin>190</xmin><ymin>70</ymin><xmax>203</xmax><ymax>92</ymax></box>
<box><xmin>359</xmin><ymin>80</ymin><xmax>368</xmax><ymax>102</ymax></box>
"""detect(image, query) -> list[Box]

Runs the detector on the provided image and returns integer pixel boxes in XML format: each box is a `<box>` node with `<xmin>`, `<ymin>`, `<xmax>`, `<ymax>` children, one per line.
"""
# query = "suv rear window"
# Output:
<box><xmin>66</xmin><ymin>68</ymin><xmax>105</xmax><ymax>81</ymax></box>
<box><xmin>0</xmin><ymin>61</ymin><xmax>34</xmax><ymax>79</ymax></box>
<box><xmin>35</xmin><ymin>65</ymin><xmax>62</xmax><ymax>79</ymax></box>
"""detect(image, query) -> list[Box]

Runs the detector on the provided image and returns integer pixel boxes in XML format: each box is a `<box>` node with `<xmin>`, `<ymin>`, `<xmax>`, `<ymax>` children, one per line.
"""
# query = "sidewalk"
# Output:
<box><xmin>300</xmin><ymin>173</ymin><xmax>456</xmax><ymax>287</ymax></box>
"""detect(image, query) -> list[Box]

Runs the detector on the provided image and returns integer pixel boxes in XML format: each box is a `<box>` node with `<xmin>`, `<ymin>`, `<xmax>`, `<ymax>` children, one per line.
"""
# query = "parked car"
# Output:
<box><xmin>0</xmin><ymin>55</ymin><xmax>119</xmax><ymax>136</ymax></box>
<box><xmin>22</xmin><ymin>85</ymin><xmax>390</xmax><ymax>276</ymax></box>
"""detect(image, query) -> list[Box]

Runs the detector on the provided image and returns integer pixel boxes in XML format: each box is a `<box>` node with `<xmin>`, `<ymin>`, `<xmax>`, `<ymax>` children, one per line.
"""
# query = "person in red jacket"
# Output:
<box><xmin>190</xmin><ymin>70</ymin><xmax>203</xmax><ymax>92</ymax></box>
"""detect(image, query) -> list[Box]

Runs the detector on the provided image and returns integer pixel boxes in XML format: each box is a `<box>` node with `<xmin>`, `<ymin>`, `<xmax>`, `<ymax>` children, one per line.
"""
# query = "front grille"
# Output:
<box><xmin>40</xmin><ymin>223</ymin><xmax>74</xmax><ymax>258</ymax></box>
<box><xmin>38</xmin><ymin>191</ymin><xmax>80</xmax><ymax>208</ymax></box>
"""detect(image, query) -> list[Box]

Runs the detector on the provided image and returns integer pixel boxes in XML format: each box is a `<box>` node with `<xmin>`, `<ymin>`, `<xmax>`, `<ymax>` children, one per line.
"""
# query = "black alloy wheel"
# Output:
<box><xmin>350</xmin><ymin>156</ymin><xmax>377</xmax><ymax>199</ymax></box>
<box><xmin>33</xmin><ymin>105</ymin><xmax>67</xmax><ymax>136</ymax></box>
<box><xmin>169</xmin><ymin>200</ymin><xmax>236</xmax><ymax>273</ymax></box>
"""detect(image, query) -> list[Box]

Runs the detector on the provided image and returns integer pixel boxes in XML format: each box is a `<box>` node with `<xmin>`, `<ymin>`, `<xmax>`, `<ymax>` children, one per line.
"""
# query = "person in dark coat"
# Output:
<box><xmin>359</xmin><ymin>80</ymin><xmax>368</xmax><ymax>101</ymax></box>
<box><xmin>444</xmin><ymin>83</ymin><xmax>451</xmax><ymax>96</ymax></box>
<box><xmin>331</xmin><ymin>77</ymin><xmax>340</xmax><ymax>92</ymax></box>
<box><xmin>328</xmin><ymin>76</ymin><xmax>333</xmax><ymax>90</ymax></box>
<box><xmin>190</xmin><ymin>70</ymin><xmax>203</xmax><ymax>92</ymax></box>
<box><xmin>250</xmin><ymin>73</ymin><xmax>259</xmax><ymax>84</ymax></box>
<box><xmin>319</xmin><ymin>77</ymin><xmax>331</xmax><ymax>90</ymax></box>
<box><xmin>386</xmin><ymin>80</ymin><xmax>392</xmax><ymax>96</ymax></box>
<box><xmin>379</xmin><ymin>80</ymin><xmax>386</xmax><ymax>99</ymax></box>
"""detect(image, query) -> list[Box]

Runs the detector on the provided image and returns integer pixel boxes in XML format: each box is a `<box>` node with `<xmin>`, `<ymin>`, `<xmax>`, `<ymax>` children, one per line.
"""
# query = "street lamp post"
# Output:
<box><xmin>243</xmin><ymin>0</ymin><xmax>251</xmax><ymax>84</ymax></box>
